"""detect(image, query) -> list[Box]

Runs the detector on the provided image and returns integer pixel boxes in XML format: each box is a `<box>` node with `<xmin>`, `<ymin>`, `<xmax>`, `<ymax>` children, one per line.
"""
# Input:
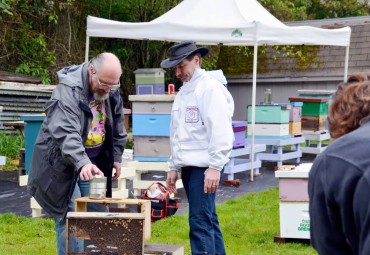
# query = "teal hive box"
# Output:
<box><xmin>20</xmin><ymin>115</ymin><xmax>45</xmax><ymax>174</ymax></box>
<box><xmin>248</xmin><ymin>105</ymin><xmax>290</xmax><ymax>124</ymax></box>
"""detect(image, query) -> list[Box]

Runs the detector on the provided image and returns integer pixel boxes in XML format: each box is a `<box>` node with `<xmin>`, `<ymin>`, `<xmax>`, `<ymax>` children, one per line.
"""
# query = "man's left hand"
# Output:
<box><xmin>112</xmin><ymin>162</ymin><xmax>121</xmax><ymax>181</ymax></box>
<box><xmin>204</xmin><ymin>168</ymin><xmax>221</xmax><ymax>194</ymax></box>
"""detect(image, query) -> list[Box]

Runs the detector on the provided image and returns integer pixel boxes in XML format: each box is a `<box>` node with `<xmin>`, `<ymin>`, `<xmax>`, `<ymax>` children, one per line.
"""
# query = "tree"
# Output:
<box><xmin>217</xmin><ymin>0</ymin><xmax>370</xmax><ymax>76</ymax></box>
<box><xmin>306</xmin><ymin>0</ymin><xmax>370</xmax><ymax>19</ymax></box>
<box><xmin>1</xmin><ymin>0</ymin><xmax>370</xmax><ymax>85</ymax></box>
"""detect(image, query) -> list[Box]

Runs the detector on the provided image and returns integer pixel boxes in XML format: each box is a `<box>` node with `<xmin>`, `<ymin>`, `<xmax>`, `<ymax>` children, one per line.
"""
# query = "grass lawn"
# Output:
<box><xmin>0</xmin><ymin>188</ymin><xmax>316</xmax><ymax>255</ymax></box>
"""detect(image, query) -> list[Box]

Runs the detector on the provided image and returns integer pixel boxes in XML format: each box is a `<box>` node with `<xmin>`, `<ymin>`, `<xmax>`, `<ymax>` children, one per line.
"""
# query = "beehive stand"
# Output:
<box><xmin>249</xmin><ymin>136</ymin><xmax>305</xmax><ymax>167</ymax></box>
<box><xmin>301</xmin><ymin>130</ymin><xmax>330</xmax><ymax>154</ymax></box>
<box><xmin>224</xmin><ymin>144</ymin><xmax>266</xmax><ymax>180</ymax></box>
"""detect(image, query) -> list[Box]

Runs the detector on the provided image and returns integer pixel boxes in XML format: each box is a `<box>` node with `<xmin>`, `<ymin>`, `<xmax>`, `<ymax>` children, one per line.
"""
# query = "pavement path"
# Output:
<box><xmin>0</xmin><ymin>154</ymin><xmax>317</xmax><ymax>217</ymax></box>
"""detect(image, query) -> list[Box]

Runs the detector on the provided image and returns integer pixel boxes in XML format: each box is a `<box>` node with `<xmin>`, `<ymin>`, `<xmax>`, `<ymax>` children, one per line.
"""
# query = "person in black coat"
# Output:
<box><xmin>309</xmin><ymin>73</ymin><xmax>370</xmax><ymax>254</ymax></box>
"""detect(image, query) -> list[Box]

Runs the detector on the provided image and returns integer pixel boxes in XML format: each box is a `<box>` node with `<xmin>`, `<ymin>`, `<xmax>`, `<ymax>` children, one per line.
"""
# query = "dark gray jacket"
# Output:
<box><xmin>309</xmin><ymin>121</ymin><xmax>370</xmax><ymax>255</ymax></box>
<box><xmin>27</xmin><ymin>62</ymin><xmax>126</xmax><ymax>220</ymax></box>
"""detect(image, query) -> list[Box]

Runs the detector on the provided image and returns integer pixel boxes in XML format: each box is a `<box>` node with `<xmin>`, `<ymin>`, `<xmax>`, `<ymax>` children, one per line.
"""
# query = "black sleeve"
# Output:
<box><xmin>308</xmin><ymin>155</ymin><xmax>352</xmax><ymax>255</ymax></box>
<box><xmin>353</xmin><ymin>171</ymin><xmax>370</xmax><ymax>255</ymax></box>
<box><xmin>110</xmin><ymin>90</ymin><xmax>127</xmax><ymax>162</ymax></box>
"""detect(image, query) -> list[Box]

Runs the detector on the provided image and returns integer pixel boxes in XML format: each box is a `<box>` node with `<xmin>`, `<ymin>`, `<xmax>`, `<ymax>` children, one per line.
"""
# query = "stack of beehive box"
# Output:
<box><xmin>288</xmin><ymin>102</ymin><xmax>302</xmax><ymax>136</ymax></box>
<box><xmin>275</xmin><ymin>163</ymin><xmax>312</xmax><ymax>240</ymax></box>
<box><xmin>289</xmin><ymin>97</ymin><xmax>329</xmax><ymax>132</ymax></box>
<box><xmin>133</xmin><ymin>68</ymin><xmax>165</xmax><ymax>95</ymax></box>
<box><xmin>129</xmin><ymin>95</ymin><xmax>175</xmax><ymax>162</ymax></box>
<box><xmin>247</xmin><ymin>105</ymin><xmax>291</xmax><ymax>138</ymax></box>
<box><xmin>232</xmin><ymin>120</ymin><xmax>247</xmax><ymax>148</ymax></box>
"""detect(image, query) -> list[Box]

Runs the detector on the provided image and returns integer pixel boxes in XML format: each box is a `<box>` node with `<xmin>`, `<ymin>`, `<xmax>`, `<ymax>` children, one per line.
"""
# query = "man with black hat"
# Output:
<box><xmin>162</xmin><ymin>41</ymin><xmax>234</xmax><ymax>255</ymax></box>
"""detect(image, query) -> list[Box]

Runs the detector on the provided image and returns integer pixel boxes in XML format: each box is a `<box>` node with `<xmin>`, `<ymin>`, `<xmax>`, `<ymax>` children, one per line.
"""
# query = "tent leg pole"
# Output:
<box><xmin>344</xmin><ymin>45</ymin><xmax>349</xmax><ymax>82</ymax></box>
<box><xmin>85</xmin><ymin>36</ymin><xmax>90</xmax><ymax>63</ymax></box>
<box><xmin>250</xmin><ymin>43</ymin><xmax>258</xmax><ymax>182</ymax></box>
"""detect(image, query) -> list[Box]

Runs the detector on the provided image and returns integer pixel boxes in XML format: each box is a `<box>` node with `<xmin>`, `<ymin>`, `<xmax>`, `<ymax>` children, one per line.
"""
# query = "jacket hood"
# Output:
<box><xmin>57</xmin><ymin>63</ymin><xmax>89</xmax><ymax>89</ymax></box>
<box><xmin>206</xmin><ymin>70</ymin><xmax>227</xmax><ymax>85</ymax></box>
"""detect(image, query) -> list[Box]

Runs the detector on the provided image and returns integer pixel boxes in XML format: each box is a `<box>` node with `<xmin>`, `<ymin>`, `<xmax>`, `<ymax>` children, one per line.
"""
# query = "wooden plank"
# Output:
<box><xmin>297</xmin><ymin>89</ymin><xmax>336</xmax><ymax>95</ymax></box>
<box><xmin>126</xmin><ymin>161</ymin><xmax>170</xmax><ymax>171</ymax></box>
<box><xmin>0</xmin><ymin>71</ymin><xmax>42</xmax><ymax>84</ymax></box>
<box><xmin>289</xmin><ymin>97</ymin><xmax>329</xmax><ymax>103</ymax></box>
<box><xmin>129</xmin><ymin>94</ymin><xmax>176</xmax><ymax>102</ymax></box>
<box><xmin>67</xmin><ymin>211</ymin><xmax>144</xmax><ymax>219</ymax></box>
<box><xmin>144</xmin><ymin>244</ymin><xmax>184</xmax><ymax>255</ymax></box>
<box><xmin>3</xmin><ymin>121</ymin><xmax>25</xmax><ymax>137</ymax></box>
<box><xmin>0</xmin><ymin>81</ymin><xmax>55</xmax><ymax>91</ymax></box>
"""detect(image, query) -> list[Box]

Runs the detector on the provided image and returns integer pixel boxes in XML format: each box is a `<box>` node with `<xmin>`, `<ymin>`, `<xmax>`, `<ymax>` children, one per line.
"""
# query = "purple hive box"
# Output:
<box><xmin>232</xmin><ymin>120</ymin><xmax>247</xmax><ymax>148</ymax></box>
<box><xmin>135</xmin><ymin>83</ymin><xmax>165</xmax><ymax>95</ymax></box>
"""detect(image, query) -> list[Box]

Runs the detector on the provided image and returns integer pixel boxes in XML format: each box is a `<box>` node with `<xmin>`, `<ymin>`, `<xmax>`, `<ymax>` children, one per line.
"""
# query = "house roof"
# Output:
<box><xmin>242</xmin><ymin>16</ymin><xmax>370</xmax><ymax>80</ymax></box>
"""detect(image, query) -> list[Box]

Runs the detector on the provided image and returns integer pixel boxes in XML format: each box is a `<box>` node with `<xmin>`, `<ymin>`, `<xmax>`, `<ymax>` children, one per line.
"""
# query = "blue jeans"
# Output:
<box><xmin>55</xmin><ymin>179</ymin><xmax>107</xmax><ymax>255</ymax></box>
<box><xmin>181</xmin><ymin>166</ymin><xmax>226</xmax><ymax>255</ymax></box>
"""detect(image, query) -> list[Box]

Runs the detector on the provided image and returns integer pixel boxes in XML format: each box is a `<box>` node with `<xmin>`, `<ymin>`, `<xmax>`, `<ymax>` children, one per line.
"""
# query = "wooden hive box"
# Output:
<box><xmin>289</xmin><ymin>121</ymin><xmax>301</xmax><ymax>135</ymax></box>
<box><xmin>301</xmin><ymin>115</ymin><xmax>326</xmax><ymax>132</ymax></box>
<box><xmin>66</xmin><ymin>212</ymin><xmax>145</xmax><ymax>255</ymax></box>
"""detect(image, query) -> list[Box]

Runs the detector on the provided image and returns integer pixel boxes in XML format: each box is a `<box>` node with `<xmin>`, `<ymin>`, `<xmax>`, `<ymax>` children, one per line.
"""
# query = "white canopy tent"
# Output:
<box><xmin>86</xmin><ymin>0</ymin><xmax>351</xmax><ymax>180</ymax></box>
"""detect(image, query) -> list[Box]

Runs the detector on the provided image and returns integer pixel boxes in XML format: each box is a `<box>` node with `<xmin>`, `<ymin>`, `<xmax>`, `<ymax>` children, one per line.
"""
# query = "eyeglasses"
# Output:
<box><xmin>93</xmin><ymin>72</ymin><xmax>121</xmax><ymax>91</ymax></box>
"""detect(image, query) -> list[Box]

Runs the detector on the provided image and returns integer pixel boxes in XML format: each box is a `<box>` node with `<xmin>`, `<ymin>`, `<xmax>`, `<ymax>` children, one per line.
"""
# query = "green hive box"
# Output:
<box><xmin>134</xmin><ymin>68</ymin><xmax>165</xmax><ymax>84</ymax></box>
<box><xmin>20</xmin><ymin>115</ymin><xmax>45</xmax><ymax>174</ymax></box>
<box><xmin>247</xmin><ymin>105</ymin><xmax>290</xmax><ymax>124</ymax></box>
<box><xmin>289</xmin><ymin>97</ymin><xmax>329</xmax><ymax>116</ymax></box>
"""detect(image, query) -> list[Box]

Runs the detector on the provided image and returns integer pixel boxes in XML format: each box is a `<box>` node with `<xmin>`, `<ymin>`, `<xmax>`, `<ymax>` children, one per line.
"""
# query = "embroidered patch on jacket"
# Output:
<box><xmin>185</xmin><ymin>106</ymin><xmax>199</xmax><ymax>123</ymax></box>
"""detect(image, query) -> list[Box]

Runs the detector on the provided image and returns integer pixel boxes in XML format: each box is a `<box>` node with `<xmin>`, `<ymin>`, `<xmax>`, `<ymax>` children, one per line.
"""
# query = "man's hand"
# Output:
<box><xmin>204</xmin><ymin>168</ymin><xmax>221</xmax><ymax>194</ymax></box>
<box><xmin>112</xmin><ymin>162</ymin><xmax>121</xmax><ymax>181</ymax></box>
<box><xmin>79</xmin><ymin>163</ymin><xmax>104</xmax><ymax>180</ymax></box>
<box><xmin>166</xmin><ymin>170</ymin><xmax>178</xmax><ymax>194</ymax></box>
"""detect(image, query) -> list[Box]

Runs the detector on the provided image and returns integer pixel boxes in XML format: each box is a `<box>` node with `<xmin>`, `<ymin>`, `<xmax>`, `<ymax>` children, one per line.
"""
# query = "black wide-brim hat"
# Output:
<box><xmin>160</xmin><ymin>41</ymin><xmax>209</xmax><ymax>68</ymax></box>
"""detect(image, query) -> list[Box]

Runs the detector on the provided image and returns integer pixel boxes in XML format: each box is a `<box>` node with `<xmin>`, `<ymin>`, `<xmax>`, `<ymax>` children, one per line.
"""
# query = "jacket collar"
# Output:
<box><xmin>81</xmin><ymin>62</ymin><xmax>91</xmax><ymax>100</ymax></box>
<box><xmin>181</xmin><ymin>68</ymin><xmax>205</xmax><ymax>92</ymax></box>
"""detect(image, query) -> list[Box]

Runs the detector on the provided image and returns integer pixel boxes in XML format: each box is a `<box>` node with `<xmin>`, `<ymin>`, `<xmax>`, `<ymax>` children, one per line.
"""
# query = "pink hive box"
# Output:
<box><xmin>275</xmin><ymin>163</ymin><xmax>312</xmax><ymax>202</ymax></box>
<box><xmin>232</xmin><ymin>121</ymin><xmax>247</xmax><ymax>148</ymax></box>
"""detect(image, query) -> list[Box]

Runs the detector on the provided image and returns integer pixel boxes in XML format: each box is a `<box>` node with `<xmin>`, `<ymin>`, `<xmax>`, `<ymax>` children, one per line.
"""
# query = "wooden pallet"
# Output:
<box><xmin>274</xmin><ymin>235</ymin><xmax>310</xmax><ymax>244</ymax></box>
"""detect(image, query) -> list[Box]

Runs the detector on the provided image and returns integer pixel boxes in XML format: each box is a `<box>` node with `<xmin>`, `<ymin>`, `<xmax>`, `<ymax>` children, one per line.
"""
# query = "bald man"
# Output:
<box><xmin>27</xmin><ymin>53</ymin><xmax>127</xmax><ymax>255</ymax></box>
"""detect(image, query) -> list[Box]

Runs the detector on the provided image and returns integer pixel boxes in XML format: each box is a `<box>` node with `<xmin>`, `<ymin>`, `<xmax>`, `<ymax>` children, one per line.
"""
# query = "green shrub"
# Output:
<box><xmin>0</xmin><ymin>132</ymin><xmax>24</xmax><ymax>159</ymax></box>
<box><xmin>0</xmin><ymin>132</ymin><xmax>24</xmax><ymax>170</ymax></box>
